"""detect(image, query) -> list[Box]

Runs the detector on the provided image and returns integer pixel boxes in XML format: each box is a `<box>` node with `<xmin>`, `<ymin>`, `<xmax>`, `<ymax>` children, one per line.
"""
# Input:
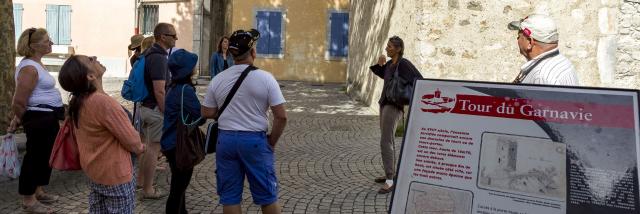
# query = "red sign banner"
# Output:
<box><xmin>445</xmin><ymin>94</ymin><xmax>635</xmax><ymax>129</ymax></box>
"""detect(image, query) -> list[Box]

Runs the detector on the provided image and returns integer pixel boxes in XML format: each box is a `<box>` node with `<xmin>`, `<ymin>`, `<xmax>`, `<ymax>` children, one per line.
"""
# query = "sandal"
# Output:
<box><xmin>140</xmin><ymin>189</ymin><xmax>168</xmax><ymax>200</ymax></box>
<box><xmin>23</xmin><ymin>201</ymin><xmax>52</xmax><ymax>214</ymax></box>
<box><xmin>377</xmin><ymin>184</ymin><xmax>394</xmax><ymax>194</ymax></box>
<box><xmin>374</xmin><ymin>176</ymin><xmax>386</xmax><ymax>183</ymax></box>
<box><xmin>35</xmin><ymin>193</ymin><xmax>59</xmax><ymax>204</ymax></box>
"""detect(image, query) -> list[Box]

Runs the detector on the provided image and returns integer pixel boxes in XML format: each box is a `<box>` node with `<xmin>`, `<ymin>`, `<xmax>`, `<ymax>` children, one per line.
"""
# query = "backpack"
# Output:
<box><xmin>121</xmin><ymin>55</ymin><xmax>148</xmax><ymax>102</ymax></box>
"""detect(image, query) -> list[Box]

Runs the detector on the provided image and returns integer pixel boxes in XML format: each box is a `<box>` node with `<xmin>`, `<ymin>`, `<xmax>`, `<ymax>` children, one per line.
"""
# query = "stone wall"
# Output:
<box><xmin>617</xmin><ymin>0</ymin><xmax>640</xmax><ymax>89</ymax></box>
<box><xmin>347</xmin><ymin>0</ymin><xmax>638</xmax><ymax>111</ymax></box>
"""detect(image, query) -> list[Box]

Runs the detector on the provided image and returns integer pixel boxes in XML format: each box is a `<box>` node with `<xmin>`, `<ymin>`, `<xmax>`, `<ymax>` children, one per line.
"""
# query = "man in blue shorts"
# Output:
<box><xmin>202</xmin><ymin>29</ymin><xmax>288</xmax><ymax>214</ymax></box>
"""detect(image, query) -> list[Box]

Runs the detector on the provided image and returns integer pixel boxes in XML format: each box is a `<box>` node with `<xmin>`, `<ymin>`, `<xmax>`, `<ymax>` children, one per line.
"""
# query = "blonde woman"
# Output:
<box><xmin>8</xmin><ymin>28</ymin><xmax>63</xmax><ymax>214</ymax></box>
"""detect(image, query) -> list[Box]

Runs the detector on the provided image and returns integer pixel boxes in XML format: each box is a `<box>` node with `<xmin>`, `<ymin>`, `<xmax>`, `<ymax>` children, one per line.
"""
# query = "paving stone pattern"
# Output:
<box><xmin>0</xmin><ymin>80</ymin><xmax>403</xmax><ymax>213</ymax></box>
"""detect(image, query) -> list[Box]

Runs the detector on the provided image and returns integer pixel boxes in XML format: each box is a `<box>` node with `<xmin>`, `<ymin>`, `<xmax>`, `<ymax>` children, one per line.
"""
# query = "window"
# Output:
<box><xmin>327</xmin><ymin>11</ymin><xmax>349</xmax><ymax>58</ymax></box>
<box><xmin>255</xmin><ymin>10</ymin><xmax>283</xmax><ymax>57</ymax></box>
<box><xmin>13</xmin><ymin>3</ymin><xmax>23</xmax><ymax>44</ymax></box>
<box><xmin>142</xmin><ymin>5</ymin><xmax>159</xmax><ymax>35</ymax></box>
<box><xmin>46</xmin><ymin>5</ymin><xmax>72</xmax><ymax>45</ymax></box>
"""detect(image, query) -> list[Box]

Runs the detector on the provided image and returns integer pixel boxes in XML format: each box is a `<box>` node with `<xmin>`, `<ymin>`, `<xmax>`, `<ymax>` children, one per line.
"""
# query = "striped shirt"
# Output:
<box><xmin>519</xmin><ymin>48</ymin><xmax>579</xmax><ymax>86</ymax></box>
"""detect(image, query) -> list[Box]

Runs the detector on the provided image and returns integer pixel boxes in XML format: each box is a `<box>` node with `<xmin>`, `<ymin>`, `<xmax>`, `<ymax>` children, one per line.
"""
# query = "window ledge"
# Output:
<box><xmin>257</xmin><ymin>54</ymin><xmax>284</xmax><ymax>59</ymax></box>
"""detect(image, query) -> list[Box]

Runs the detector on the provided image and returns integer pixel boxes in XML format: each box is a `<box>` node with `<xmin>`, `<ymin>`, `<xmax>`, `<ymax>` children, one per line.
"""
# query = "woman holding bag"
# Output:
<box><xmin>369</xmin><ymin>36</ymin><xmax>423</xmax><ymax>194</ymax></box>
<box><xmin>58</xmin><ymin>55</ymin><xmax>145</xmax><ymax>213</ymax></box>
<box><xmin>9</xmin><ymin>28</ymin><xmax>64</xmax><ymax>214</ymax></box>
<box><xmin>160</xmin><ymin>49</ymin><xmax>205</xmax><ymax>213</ymax></box>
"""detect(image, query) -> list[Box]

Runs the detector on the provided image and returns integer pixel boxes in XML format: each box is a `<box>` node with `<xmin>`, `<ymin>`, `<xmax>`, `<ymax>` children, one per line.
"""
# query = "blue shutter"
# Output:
<box><xmin>329</xmin><ymin>12</ymin><xmax>349</xmax><ymax>57</ymax></box>
<box><xmin>341</xmin><ymin>13</ymin><xmax>349</xmax><ymax>57</ymax></box>
<box><xmin>46</xmin><ymin>5</ymin><xmax>59</xmax><ymax>44</ymax></box>
<box><xmin>58</xmin><ymin>6</ymin><xmax>72</xmax><ymax>45</ymax></box>
<box><xmin>13</xmin><ymin>3</ymin><xmax>23</xmax><ymax>43</ymax></box>
<box><xmin>268</xmin><ymin>12</ymin><xmax>282</xmax><ymax>55</ymax></box>
<box><xmin>329</xmin><ymin>13</ymin><xmax>343</xmax><ymax>57</ymax></box>
<box><xmin>256</xmin><ymin>11</ymin><xmax>270</xmax><ymax>54</ymax></box>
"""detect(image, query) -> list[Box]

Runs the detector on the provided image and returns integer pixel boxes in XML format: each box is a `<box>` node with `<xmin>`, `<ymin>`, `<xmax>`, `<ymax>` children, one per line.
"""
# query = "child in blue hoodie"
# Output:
<box><xmin>160</xmin><ymin>49</ymin><xmax>205</xmax><ymax>213</ymax></box>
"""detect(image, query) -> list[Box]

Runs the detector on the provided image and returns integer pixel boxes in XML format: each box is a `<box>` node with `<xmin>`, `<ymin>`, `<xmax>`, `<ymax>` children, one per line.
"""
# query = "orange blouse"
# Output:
<box><xmin>75</xmin><ymin>92</ymin><xmax>144</xmax><ymax>185</ymax></box>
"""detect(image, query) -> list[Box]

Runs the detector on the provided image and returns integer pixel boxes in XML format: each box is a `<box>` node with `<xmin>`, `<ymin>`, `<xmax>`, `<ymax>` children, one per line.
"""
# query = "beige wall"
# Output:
<box><xmin>348</xmin><ymin>0</ymin><xmax>640</xmax><ymax>112</ymax></box>
<box><xmin>156</xmin><ymin>1</ymin><xmax>194</xmax><ymax>52</ymax></box>
<box><xmin>14</xmin><ymin>0</ymin><xmax>195</xmax><ymax>77</ymax></box>
<box><xmin>232</xmin><ymin>0</ymin><xmax>349</xmax><ymax>83</ymax></box>
<box><xmin>14</xmin><ymin>0</ymin><xmax>135</xmax><ymax>76</ymax></box>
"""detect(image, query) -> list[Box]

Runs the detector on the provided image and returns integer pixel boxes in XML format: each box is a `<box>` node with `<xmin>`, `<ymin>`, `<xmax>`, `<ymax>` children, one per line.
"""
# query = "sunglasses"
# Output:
<box><xmin>163</xmin><ymin>34</ymin><xmax>177</xmax><ymax>39</ymax></box>
<box><xmin>27</xmin><ymin>28</ymin><xmax>36</xmax><ymax>44</ymax></box>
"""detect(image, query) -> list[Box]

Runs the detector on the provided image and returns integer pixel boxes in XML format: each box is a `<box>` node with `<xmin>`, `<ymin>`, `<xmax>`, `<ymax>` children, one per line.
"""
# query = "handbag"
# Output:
<box><xmin>0</xmin><ymin>134</ymin><xmax>21</xmax><ymax>178</ymax></box>
<box><xmin>49</xmin><ymin>118</ymin><xmax>81</xmax><ymax>171</ymax></box>
<box><xmin>176</xmin><ymin>85</ymin><xmax>206</xmax><ymax>170</ymax></box>
<box><xmin>204</xmin><ymin>65</ymin><xmax>258</xmax><ymax>154</ymax></box>
<box><xmin>384</xmin><ymin>60</ymin><xmax>414</xmax><ymax>106</ymax></box>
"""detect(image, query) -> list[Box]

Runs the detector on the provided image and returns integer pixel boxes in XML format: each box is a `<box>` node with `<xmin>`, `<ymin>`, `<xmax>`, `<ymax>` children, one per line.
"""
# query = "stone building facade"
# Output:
<box><xmin>347</xmin><ymin>0</ymin><xmax>640</xmax><ymax>111</ymax></box>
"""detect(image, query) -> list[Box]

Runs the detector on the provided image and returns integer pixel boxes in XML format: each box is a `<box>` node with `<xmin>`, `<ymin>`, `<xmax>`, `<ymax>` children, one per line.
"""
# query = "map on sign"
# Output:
<box><xmin>406</xmin><ymin>182</ymin><xmax>473</xmax><ymax>214</ymax></box>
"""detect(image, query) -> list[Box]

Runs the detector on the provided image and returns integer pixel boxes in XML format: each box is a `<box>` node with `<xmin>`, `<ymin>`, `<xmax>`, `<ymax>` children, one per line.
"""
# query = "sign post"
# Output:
<box><xmin>390</xmin><ymin>79</ymin><xmax>640</xmax><ymax>214</ymax></box>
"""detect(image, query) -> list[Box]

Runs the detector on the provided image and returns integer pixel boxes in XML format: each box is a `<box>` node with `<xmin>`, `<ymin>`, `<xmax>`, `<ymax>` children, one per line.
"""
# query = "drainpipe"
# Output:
<box><xmin>198</xmin><ymin>0</ymin><xmax>205</xmax><ymax>78</ymax></box>
<box><xmin>134</xmin><ymin>0</ymin><xmax>140</xmax><ymax>34</ymax></box>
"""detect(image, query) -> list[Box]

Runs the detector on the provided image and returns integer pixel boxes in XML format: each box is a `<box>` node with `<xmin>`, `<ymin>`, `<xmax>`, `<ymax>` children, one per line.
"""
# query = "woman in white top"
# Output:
<box><xmin>7</xmin><ymin>28</ymin><xmax>64</xmax><ymax>214</ymax></box>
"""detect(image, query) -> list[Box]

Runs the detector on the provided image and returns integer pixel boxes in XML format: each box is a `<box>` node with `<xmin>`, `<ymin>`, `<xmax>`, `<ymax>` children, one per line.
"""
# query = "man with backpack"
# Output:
<box><xmin>137</xmin><ymin>23</ymin><xmax>177</xmax><ymax>200</ymax></box>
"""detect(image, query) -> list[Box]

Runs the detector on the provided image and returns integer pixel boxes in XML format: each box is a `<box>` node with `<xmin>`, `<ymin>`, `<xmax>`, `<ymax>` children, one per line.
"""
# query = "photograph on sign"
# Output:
<box><xmin>477</xmin><ymin>132</ymin><xmax>566</xmax><ymax>201</ymax></box>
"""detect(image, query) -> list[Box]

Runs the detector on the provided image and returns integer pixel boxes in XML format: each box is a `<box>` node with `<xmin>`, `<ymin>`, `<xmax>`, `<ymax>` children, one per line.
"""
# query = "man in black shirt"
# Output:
<box><xmin>138</xmin><ymin>22</ymin><xmax>177</xmax><ymax>200</ymax></box>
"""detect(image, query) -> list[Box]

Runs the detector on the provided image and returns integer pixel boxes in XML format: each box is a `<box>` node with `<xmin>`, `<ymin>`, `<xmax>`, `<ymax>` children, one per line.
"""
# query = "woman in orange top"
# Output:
<box><xmin>58</xmin><ymin>55</ymin><xmax>145</xmax><ymax>213</ymax></box>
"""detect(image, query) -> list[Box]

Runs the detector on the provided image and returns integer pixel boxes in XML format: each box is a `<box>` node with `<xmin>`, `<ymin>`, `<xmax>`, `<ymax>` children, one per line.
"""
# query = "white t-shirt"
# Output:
<box><xmin>519</xmin><ymin>48</ymin><xmax>579</xmax><ymax>86</ymax></box>
<box><xmin>15</xmin><ymin>59</ymin><xmax>63</xmax><ymax>112</ymax></box>
<box><xmin>203</xmin><ymin>64</ymin><xmax>286</xmax><ymax>132</ymax></box>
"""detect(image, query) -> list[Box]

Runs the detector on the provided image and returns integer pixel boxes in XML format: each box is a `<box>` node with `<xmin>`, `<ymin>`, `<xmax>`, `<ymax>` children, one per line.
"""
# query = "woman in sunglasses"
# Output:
<box><xmin>8</xmin><ymin>28</ymin><xmax>63</xmax><ymax>214</ymax></box>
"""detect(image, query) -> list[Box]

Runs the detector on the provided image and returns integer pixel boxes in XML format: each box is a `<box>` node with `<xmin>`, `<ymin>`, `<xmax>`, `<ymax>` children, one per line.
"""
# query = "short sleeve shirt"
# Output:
<box><xmin>203</xmin><ymin>64</ymin><xmax>286</xmax><ymax>132</ymax></box>
<box><xmin>520</xmin><ymin>48</ymin><xmax>579</xmax><ymax>86</ymax></box>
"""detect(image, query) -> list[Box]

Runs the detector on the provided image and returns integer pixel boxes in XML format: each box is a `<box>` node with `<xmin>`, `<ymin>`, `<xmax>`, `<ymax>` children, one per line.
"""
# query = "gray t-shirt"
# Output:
<box><xmin>203</xmin><ymin>64</ymin><xmax>286</xmax><ymax>132</ymax></box>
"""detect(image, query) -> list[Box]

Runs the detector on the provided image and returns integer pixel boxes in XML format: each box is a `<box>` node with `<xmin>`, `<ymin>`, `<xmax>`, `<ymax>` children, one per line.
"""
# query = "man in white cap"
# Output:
<box><xmin>508</xmin><ymin>14</ymin><xmax>579</xmax><ymax>85</ymax></box>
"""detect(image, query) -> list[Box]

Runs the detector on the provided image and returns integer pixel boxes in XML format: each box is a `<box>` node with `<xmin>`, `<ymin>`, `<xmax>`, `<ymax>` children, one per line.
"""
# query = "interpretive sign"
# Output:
<box><xmin>390</xmin><ymin>79</ymin><xmax>640</xmax><ymax>214</ymax></box>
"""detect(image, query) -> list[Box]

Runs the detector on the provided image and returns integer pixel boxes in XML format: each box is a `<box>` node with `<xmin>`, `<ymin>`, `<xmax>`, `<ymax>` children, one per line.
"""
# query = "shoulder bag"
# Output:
<box><xmin>384</xmin><ymin>60</ymin><xmax>414</xmax><ymax>106</ymax></box>
<box><xmin>204</xmin><ymin>65</ymin><xmax>258</xmax><ymax>154</ymax></box>
<box><xmin>175</xmin><ymin>85</ymin><xmax>206</xmax><ymax>170</ymax></box>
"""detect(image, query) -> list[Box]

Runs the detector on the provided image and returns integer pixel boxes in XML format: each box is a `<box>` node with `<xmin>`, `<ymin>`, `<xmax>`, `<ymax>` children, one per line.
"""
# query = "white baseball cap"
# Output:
<box><xmin>508</xmin><ymin>14</ymin><xmax>559</xmax><ymax>43</ymax></box>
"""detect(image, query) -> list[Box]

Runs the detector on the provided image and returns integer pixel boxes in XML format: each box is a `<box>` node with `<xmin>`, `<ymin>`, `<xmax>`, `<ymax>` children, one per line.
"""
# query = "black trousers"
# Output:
<box><xmin>19</xmin><ymin>111</ymin><xmax>59</xmax><ymax>195</ymax></box>
<box><xmin>164</xmin><ymin>149</ymin><xmax>193</xmax><ymax>214</ymax></box>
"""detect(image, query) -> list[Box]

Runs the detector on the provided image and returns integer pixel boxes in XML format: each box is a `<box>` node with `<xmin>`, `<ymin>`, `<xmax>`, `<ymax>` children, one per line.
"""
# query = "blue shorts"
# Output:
<box><xmin>216</xmin><ymin>130</ymin><xmax>278</xmax><ymax>205</ymax></box>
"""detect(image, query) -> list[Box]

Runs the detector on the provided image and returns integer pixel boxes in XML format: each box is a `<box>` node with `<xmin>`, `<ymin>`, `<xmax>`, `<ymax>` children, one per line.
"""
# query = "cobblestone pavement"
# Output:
<box><xmin>0</xmin><ymin>80</ymin><xmax>401</xmax><ymax>213</ymax></box>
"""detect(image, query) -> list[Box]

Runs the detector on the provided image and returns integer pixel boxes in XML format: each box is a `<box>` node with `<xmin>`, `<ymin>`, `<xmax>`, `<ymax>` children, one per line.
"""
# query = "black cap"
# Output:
<box><xmin>228</xmin><ymin>29</ymin><xmax>260</xmax><ymax>57</ymax></box>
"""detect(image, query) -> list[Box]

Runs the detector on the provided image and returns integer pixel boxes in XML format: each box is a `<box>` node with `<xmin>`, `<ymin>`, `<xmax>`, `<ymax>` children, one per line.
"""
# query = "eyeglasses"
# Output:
<box><xmin>163</xmin><ymin>34</ymin><xmax>177</xmax><ymax>39</ymax></box>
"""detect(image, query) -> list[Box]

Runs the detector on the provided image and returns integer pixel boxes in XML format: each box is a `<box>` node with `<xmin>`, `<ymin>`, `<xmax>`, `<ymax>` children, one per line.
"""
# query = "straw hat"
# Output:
<box><xmin>128</xmin><ymin>34</ymin><xmax>144</xmax><ymax>50</ymax></box>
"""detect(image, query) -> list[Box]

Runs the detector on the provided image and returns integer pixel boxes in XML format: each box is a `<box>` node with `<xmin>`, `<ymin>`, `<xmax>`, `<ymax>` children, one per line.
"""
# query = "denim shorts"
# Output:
<box><xmin>216</xmin><ymin>130</ymin><xmax>278</xmax><ymax>205</ymax></box>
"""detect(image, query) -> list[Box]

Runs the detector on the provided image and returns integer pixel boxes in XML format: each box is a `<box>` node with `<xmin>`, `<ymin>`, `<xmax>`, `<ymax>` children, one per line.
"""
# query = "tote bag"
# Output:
<box><xmin>175</xmin><ymin>85</ymin><xmax>206</xmax><ymax>170</ymax></box>
<box><xmin>0</xmin><ymin>134</ymin><xmax>21</xmax><ymax>178</ymax></box>
<box><xmin>49</xmin><ymin>119</ymin><xmax>81</xmax><ymax>171</ymax></box>
<box><xmin>384</xmin><ymin>62</ymin><xmax>413</xmax><ymax>106</ymax></box>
